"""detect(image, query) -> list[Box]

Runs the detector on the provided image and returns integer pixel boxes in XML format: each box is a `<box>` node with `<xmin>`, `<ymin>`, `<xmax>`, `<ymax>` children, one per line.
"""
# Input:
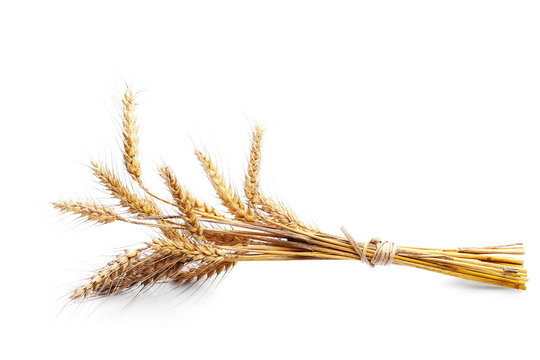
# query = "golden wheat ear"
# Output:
<box><xmin>244</xmin><ymin>124</ymin><xmax>264</xmax><ymax>205</ymax></box>
<box><xmin>91</xmin><ymin>161</ymin><xmax>158</xmax><ymax>216</ymax></box>
<box><xmin>121</xmin><ymin>88</ymin><xmax>143</xmax><ymax>183</ymax></box>
<box><xmin>195</xmin><ymin>150</ymin><xmax>256</xmax><ymax>222</ymax></box>
<box><xmin>158</xmin><ymin>165</ymin><xmax>205</xmax><ymax>240</ymax></box>
<box><xmin>91</xmin><ymin>161</ymin><xmax>185</xmax><ymax>241</ymax></box>
<box><xmin>150</xmin><ymin>237</ymin><xmax>226</xmax><ymax>263</ymax></box>
<box><xmin>243</xmin><ymin>125</ymin><xmax>316</xmax><ymax>232</ymax></box>
<box><xmin>71</xmin><ymin>247</ymin><xmax>146</xmax><ymax>299</ymax></box>
<box><xmin>159</xmin><ymin>164</ymin><xmax>222</xmax><ymax>216</ymax></box>
<box><xmin>172</xmin><ymin>261</ymin><xmax>233</xmax><ymax>285</ymax></box>
<box><xmin>118</xmin><ymin>88</ymin><xmax>175</xmax><ymax>204</ymax></box>
<box><xmin>53</xmin><ymin>200</ymin><xmax>120</xmax><ymax>224</ymax></box>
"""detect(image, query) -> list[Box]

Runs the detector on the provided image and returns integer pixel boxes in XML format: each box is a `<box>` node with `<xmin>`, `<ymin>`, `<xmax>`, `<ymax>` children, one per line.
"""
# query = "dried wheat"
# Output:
<box><xmin>57</xmin><ymin>89</ymin><xmax>528</xmax><ymax>302</ymax></box>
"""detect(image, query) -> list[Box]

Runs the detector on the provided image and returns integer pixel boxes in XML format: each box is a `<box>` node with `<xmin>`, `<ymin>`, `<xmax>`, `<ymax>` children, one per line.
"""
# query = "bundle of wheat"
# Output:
<box><xmin>54</xmin><ymin>89</ymin><xmax>527</xmax><ymax>300</ymax></box>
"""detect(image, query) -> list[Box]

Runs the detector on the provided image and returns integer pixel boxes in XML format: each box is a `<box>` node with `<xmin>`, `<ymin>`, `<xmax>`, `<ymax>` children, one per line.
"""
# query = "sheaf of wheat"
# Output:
<box><xmin>54</xmin><ymin>88</ymin><xmax>527</xmax><ymax>300</ymax></box>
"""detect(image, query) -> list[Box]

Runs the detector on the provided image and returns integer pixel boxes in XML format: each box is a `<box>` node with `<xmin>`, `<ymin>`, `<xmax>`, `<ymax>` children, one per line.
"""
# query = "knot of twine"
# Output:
<box><xmin>340</xmin><ymin>227</ymin><xmax>397</xmax><ymax>267</ymax></box>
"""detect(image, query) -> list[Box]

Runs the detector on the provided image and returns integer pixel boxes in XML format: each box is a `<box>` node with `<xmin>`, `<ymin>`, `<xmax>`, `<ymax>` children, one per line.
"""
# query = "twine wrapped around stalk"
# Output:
<box><xmin>341</xmin><ymin>228</ymin><xmax>397</xmax><ymax>267</ymax></box>
<box><xmin>54</xmin><ymin>89</ymin><xmax>527</xmax><ymax>301</ymax></box>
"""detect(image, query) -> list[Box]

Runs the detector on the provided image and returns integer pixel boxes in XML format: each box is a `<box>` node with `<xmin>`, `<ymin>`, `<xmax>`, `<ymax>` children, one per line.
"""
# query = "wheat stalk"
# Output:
<box><xmin>56</xmin><ymin>88</ymin><xmax>528</xmax><ymax>301</ymax></box>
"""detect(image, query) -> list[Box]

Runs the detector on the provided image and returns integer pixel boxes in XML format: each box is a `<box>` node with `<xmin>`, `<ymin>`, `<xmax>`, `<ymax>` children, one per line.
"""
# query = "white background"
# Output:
<box><xmin>1</xmin><ymin>1</ymin><xmax>539</xmax><ymax>359</ymax></box>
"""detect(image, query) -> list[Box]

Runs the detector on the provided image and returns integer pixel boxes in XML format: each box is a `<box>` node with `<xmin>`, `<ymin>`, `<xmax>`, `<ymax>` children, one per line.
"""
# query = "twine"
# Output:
<box><xmin>340</xmin><ymin>227</ymin><xmax>397</xmax><ymax>267</ymax></box>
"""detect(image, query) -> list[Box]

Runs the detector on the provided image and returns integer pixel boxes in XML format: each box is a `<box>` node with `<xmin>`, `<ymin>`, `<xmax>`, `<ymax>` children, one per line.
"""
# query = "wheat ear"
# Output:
<box><xmin>112</xmin><ymin>257</ymin><xmax>230</xmax><ymax>291</ymax></box>
<box><xmin>243</xmin><ymin>126</ymin><xmax>315</xmax><ymax>232</ymax></box>
<box><xmin>159</xmin><ymin>165</ymin><xmax>205</xmax><ymax>240</ymax></box>
<box><xmin>71</xmin><ymin>248</ymin><xmax>144</xmax><ymax>299</ymax></box>
<box><xmin>92</xmin><ymin>161</ymin><xmax>185</xmax><ymax>241</ymax></box>
<box><xmin>120</xmin><ymin>89</ymin><xmax>221</xmax><ymax>220</ymax></box>
<box><xmin>53</xmin><ymin>200</ymin><xmax>120</xmax><ymax>224</ymax></box>
<box><xmin>195</xmin><ymin>150</ymin><xmax>256</xmax><ymax>222</ymax></box>
<box><xmin>149</xmin><ymin>237</ymin><xmax>226</xmax><ymax>263</ymax></box>
<box><xmin>244</xmin><ymin>125</ymin><xmax>264</xmax><ymax>205</ymax></box>
<box><xmin>91</xmin><ymin>161</ymin><xmax>158</xmax><ymax>216</ymax></box>
<box><xmin>122</xmin><ymin>88</ymin><xmax>142</xmax><ymax>183</ymax></box>
<box><xmin>90</xmin><ymin>252</ymin><xmax>183</xmax><ymax>294</ymax></box>
<box><xmin>172</xmin><ymin>261</ymin><xmax>233</xmax><ymax>284</ymax></box>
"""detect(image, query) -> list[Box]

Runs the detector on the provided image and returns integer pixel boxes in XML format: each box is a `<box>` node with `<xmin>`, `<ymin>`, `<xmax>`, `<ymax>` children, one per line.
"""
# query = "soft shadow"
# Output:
<box><xmin>445</xmin><ymin>279</ymin><xmax>521</xmax><ymax>292</ymax></box>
